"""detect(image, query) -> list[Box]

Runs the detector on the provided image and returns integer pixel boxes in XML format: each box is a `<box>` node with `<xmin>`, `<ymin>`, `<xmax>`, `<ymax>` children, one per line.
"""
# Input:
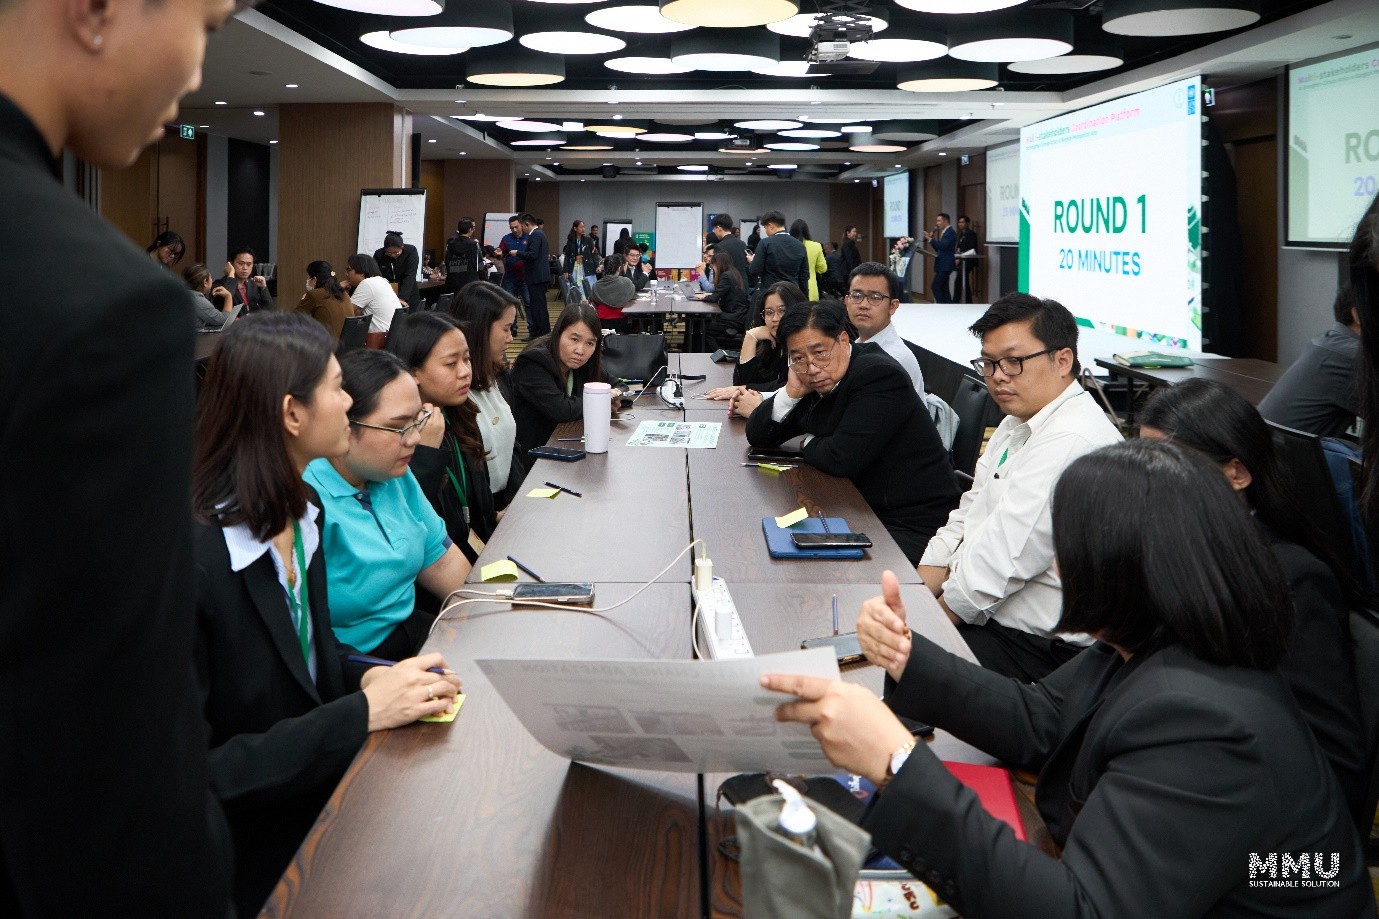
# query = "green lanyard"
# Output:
<box><xmin>443</xmin><ymin>431</ymin><xmax>470</xmax><ymax>510</ymax></box>
<box><xmin>285</xmin><ymin>521</ymin><xmax>310</xmax><ymax>665</ymax></box>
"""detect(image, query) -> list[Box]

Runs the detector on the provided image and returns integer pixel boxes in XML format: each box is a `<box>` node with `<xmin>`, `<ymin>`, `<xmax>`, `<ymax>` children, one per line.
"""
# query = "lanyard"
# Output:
<box><xmin>444</xmin><ymin>429</ymin><xmax>469</xmax><ymax>509</ymax></box>
<box><xmin>285</xmin><ymin>521</ymin><xmax>310</xmax><ymax>665</ymax></box>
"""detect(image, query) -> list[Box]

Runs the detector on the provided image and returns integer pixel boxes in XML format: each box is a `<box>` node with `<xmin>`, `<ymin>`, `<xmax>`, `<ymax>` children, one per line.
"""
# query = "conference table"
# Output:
<box><xmin>622</xmin><ymin>283</ymin><xmax>722</xmax><ymax>353</ymax></box>
<box><xmin>1093</xmin><ymin>354</ymin><xmax>1282</xmax><ymax>425</ymax></box>
<box><xmin>263</xmin><ymin>352</ymin><xmax>1024</xmax><ymax>918</ymax></box>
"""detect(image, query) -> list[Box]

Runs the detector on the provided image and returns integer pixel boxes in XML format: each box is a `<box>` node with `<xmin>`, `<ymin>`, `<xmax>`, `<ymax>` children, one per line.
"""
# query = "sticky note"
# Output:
<box><xmin>480</xmin><ymin>560</ymin><xmax>520</xmax><ymax>582</ymax></box>
<box><xmin>420</xmin><ymin>692</ymin><xmax>466</xmax><ymax>724</ymax></box>
<box><xmin>759</xmin><ymin>463</ymin><xmax>791</xmax><ymax>474</ymax></box>
<box><xmin>775</xmin><ymin>507</ymin><xmax>808</xmax><ymax>528</ymax></box>
<box><xmin>526</xmin><ymin>487</ymin><xmax>561</xmax><ymax>499</ymax></box>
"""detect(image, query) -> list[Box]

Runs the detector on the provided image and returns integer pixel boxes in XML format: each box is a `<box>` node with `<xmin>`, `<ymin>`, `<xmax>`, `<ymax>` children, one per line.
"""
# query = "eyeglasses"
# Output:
<box><xmin>787</xmin><ymin>344</ymin><xmax>838</xmax><ymax>372</ymax></box>
<box><xmin>352</xmin><ymin>407</ymin><xmax>433</xmax><ymax>441</ymax></box>
<box><xmin>846</xmin><ymin>290</ymin><xmax>890</xmax><ymax>304</ymax></box>
<box><xmin>762</xmin><ymin>308</ymin><xmax>786</xmax><ymax>319</ymax></box>
<box><xmin>969</xmin><ymin>348</ymin><xmax>1058</xmax><ymax>378</ymax></box>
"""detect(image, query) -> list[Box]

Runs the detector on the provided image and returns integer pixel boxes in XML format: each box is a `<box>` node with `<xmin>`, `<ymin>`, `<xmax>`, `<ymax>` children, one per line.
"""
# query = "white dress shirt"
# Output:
<box><xmin>857</xmin><ymin>321</ymin><xmax>925</xmax><ymax>400</ymax></box>
<box><xmin>350</xmin><ymin>276</ymin><xmax>400</xmax><ymax>333</ymax></box>
<box><xmin>222</xmin><ymin>503</ymin><xmax>321</xmax><ymax>681</ymax></box>
<box><xmin>920</xmin><ymin>380</ymin><xmax>1122</xmax><ymax>641</ymax></box>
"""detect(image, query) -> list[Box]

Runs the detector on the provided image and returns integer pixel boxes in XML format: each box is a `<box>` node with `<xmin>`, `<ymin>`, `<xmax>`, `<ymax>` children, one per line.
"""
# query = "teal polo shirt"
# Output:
<box><xmin>304</xmin><ymin>459</ymin><xmax>451</xmax><ymax>653</ymax></box>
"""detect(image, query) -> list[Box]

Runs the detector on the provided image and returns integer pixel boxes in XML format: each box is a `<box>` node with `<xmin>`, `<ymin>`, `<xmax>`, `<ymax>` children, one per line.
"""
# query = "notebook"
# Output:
<box><xmin>761</xmin><ymin>516</ymin><xmax>865</xmax><ymax>559</ymax></box>
<box><xmin>942</xmin><ymin>761</ymin><xmax>1027</xmax><ymax>840</ymax></box>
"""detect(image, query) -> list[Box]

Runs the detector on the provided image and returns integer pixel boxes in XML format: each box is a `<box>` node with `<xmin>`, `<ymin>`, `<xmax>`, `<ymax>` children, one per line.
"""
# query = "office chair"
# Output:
<box><xmin>949</xmin><ymin>376</ymin><xmax>994</xmax><ymax>479</ymax></box>
<box><xmin>338</xmin><ymin>315</ymin><xmax>370</xmax><ymax>353</ymax></box>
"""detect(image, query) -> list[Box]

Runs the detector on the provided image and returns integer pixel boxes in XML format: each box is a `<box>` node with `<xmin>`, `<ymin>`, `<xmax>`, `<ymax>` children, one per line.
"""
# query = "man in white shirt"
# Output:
<box><xmin>844</xmin><ymin>262</ymin><xmax>925</xmax><ymax>398</ymax></box>
<box><xmin>912</xmin><ymin>293</ymin><xmax>1122</xmax><ymax>681</ymax></box>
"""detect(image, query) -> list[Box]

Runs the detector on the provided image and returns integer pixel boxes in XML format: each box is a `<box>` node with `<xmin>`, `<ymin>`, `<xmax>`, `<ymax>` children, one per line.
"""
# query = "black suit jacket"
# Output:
<box><xmin>215</xmin><ymin>274</ymin><xmax>276</xmax><ymax>312</ymax></box>
<box><xmin>615</xmin><ymin>261</ymin><xmax>650</xmax><ymax>292</ymax></box>
<box><xmin>747</xmin><ymin>231</ymin><xmax>809</xmax><ymax>293</ymax></box>
<box><xmin>194</xmin><ymin>510</ymin><xmax>369</xmax><ymax>917</ymax></box>
<box><xmin>840</xmin><ymin>237</ymin><xmax>862</xmax><ymax>276</ymax></box>
<box><xmin>711</xmin><ymin>234</ymin><xmax>751</xmax><ymax>282</ymax></box>
<box><xmin>874</xmin><ymin>639</ymin><xmax>1372</xmax><ymax>918</ymax></box>
<box><xmin>523</xmin><ymin>228</ymin><xmax>552</xmax><ymax>284</ymax></box>
<box><xmin>0</xmin><ymin>93</ymin><xmax>232</xmax><ymax>916</ymax></box>
<box><xmin>745</xmin><ymin>344</ymin><xmax>960</xmax><ymax>563</ymax></box>
<box><xmin>507</xmin><ymin>346</ymin><xmax>612</xmax><ymax>455</ymax></box>
<box><xmin>375</xmin><ymin>244</ymin><xmax>421</xmax><ymax>309</ymax></box>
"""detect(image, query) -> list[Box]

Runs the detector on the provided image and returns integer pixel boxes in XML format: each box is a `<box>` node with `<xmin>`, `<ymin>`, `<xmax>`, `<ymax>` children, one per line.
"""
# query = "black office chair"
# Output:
<box><xmin>563</xmin><ymin>281</ymin><xmax>583</xmax><ymax>307</ymax></box>
<box><xmin>1268</xmin><ymin>421</ymin><xmax>1367</xmax><ymax>603</ymax></box>
<box><xmin>949</xmin><ymin>375</ymin><xmax>994</xmax><ymax>479</ymax></box>
<box><xmin>395</xmin><ymin>303</ymin><xmax>417</xmax><ymax>318</ymax></box>
<box><xmin>1348</xmin><ymin>604</ymin><xmax>1379</xmax><ymax>832</ymax></box>
<box><xmin>338</xmin><ymin>315</ymin><xmax>370</xmax><ymax>353</ymax></box>
<box><xmin>436</xmin><ymin>293</ymin><xmax>453</xmax><ymax>315</ymax></box>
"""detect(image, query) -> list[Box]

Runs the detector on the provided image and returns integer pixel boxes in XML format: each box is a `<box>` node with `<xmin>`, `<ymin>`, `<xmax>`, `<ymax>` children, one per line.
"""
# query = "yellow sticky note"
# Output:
<box><xmin>759</xmin><ymin>463</ymin><xmax>790</xmax><ymax>474</ymax></box>
<box><xmin>526</xmin><ymin>487</ymin><xmax>561</xmax><ymax>499</ymax></box>
<box><xmin>420</xmin><ymin>692</ymin><xmax>466</xmax><ymax>724</ymax></box>
<box><xmin>775</xmin><ymin>507</ymin><xmax>809</xmax><ymax>528</ymax></box>
<box><xmin>480</xmin><ymin>559</ymin><xmax>520</xmax><ymax>582</ymax></box>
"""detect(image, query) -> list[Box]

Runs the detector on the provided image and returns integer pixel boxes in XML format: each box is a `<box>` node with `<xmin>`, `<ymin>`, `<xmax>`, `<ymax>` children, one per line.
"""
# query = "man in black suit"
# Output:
<box><xmin>747</xmin><ymin>209</ymin><xmax>809</xmax><ymax>294</ymax></box>
<box><xmin>374</xmin><ymin>231</ymin><xmax>421</xmax><ymax>310</ymax></box>
<box><xmin>216</xmin><ymin>245</ymin><xmax>275</xmax><ymax>312</ymax></box>
<box><xmin>613</xmin><ymin>243</ymin><xmax>650</xmax><ymax>292</ymax></box>
<box><xmin>924</xmin><ymin>212</ymin><xmax>957</xmax><ymax>304</ymax></box>
<box><xmin>840</xmin><ymin>224</ymin><xmax>862</xmax><ymax>277</ymax></box>
<box><xmin>520</xmin><ymin>212</ymin><xmax>552</xmax><ymax>337</ymax></box>
<box><xmin>709</xmin><ymin>212</ymin><xmax>749</xmax><ymax>281</ymax></box>
<box><xmin>0</xmin><ymin>0</ymin><xmax>236</xmax><ymax>914</ymax></box>
<box><xmin>955</xmin><ymin>215</ymin><xmax>980</xmax><ymax>303</ymax></box>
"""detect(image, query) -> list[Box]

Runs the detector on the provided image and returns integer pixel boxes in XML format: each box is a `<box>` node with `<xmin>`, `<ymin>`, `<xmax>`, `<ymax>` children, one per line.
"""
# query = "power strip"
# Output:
<box><xmin>692</xmin><ymin>576</ymin><xmax>753</xmax><ymax>660</ymax></box>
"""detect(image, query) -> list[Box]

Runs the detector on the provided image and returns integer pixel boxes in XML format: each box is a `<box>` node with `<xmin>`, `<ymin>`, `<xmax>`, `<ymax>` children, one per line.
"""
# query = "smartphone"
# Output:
<box><xmin>510</xmin><ymin>582</ymin><xmax>595</xmax><ymax>604</ymax></box>
<box><xmin>791</xmin><ymin>533</ymin><xmax>873</xmax><ymax>549</ymax></box>
<box><xmin>800</xmin><ymin>632</ymin><xmax>865</xmax><ymax>666</ymax></box>
<box><xmin>529</xmin><ymin>445</ymin><xmax>586</xmax><ymax>462</ymax></box>
<box><xmin>747</xmin><ymin>448</ymin><xmax>804</xmax><ymax>463</ymax></box>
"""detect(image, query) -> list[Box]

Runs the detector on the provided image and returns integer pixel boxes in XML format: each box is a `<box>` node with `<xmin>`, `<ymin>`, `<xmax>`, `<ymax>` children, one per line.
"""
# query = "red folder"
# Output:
<box><xmin>943</xmin><ymin>761</ymin><xmax>1028</xmax><ymax>841</ymax></box>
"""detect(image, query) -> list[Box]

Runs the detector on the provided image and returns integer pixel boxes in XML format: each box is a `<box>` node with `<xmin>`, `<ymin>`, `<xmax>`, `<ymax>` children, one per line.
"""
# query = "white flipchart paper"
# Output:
<box><xmin>476</xmin><ymin>649</ymin><xmax>840</xmax><ymax>773</ymax></box>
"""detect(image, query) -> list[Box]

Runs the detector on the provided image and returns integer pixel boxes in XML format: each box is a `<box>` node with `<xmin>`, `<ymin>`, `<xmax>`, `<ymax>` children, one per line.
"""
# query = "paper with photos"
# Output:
<box><xmin>477</xmin><ymin>650</ymin><xmax>840</xmax><ymax>773</ymax></box>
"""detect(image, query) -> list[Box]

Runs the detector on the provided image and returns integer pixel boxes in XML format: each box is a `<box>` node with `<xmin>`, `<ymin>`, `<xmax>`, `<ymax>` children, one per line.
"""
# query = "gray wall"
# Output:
<box><xmin>1277</xmin><ymin>247</ymin><xmax>1347</xmax><ymax>364</ymax></box>
<box><xmin>556</xmin><ymin>179</ymin><xmax>832</xmax><ymax>257</ymax></box>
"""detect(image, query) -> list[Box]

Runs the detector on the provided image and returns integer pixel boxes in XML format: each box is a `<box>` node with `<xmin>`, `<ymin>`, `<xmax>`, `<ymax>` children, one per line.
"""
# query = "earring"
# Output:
<box><xmin>91</xmin><ymin>34</ymin><xmax>103</xmax><ymax>47</ymax></box>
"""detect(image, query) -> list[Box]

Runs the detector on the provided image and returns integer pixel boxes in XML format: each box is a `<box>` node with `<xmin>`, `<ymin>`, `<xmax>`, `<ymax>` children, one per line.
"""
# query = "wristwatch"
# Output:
<box><xmin>877</xmin><ymin>739</ymin><xmax>917</xmax><ymax>792</ymax></box>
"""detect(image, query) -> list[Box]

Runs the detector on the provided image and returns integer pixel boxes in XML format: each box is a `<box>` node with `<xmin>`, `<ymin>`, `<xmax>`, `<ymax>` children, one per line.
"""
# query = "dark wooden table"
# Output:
<box><xmin>1094</xmin><ymin>355</ymin><xmax>1279</xmax><ymax>425</ymax></box>
<box><xmin>263</xmin><ymin>584</ymin><xmax>702</xmax><ymax>918</ymax></box>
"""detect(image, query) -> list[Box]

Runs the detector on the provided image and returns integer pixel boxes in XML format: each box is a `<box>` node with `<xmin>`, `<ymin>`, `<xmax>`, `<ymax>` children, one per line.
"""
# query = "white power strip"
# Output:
<box><xmin>692</xmin><ymin>576</ymin><xmax>753</xmax><ymax>660</ymax></box>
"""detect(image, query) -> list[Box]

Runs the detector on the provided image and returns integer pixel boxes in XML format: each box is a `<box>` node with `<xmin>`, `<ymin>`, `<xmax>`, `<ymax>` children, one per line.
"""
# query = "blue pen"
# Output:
<box><xmin>832</xmin><ymin>594</ymin><xmax>839</xmax><ymax>636</ymax></box>
<box><xmin>347</xmin><ymin>654</ymin><xmax>451</xmax><ymax>676</ymax></box>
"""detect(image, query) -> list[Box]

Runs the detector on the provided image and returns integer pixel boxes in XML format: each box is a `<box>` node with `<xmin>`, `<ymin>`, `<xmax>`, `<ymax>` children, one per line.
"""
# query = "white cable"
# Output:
<box><xmin>690</xmin><ymin>599</ymin><xmax>704</xmax><ymax>660</ymax></box>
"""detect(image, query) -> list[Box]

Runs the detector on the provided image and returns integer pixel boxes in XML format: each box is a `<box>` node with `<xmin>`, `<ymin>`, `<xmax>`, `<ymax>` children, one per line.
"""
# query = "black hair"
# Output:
<box><xmin>536</xmin><ymin>303</ymin><xmax>604</xmax><ymax>384</ymax></box>
<box><xmin>383</xmin><ymin>232</ymin><xmax>404</xmax><ymax>249</ymax></box>
<box><xmin>519</xmin><ymin>213</ymin><xmax>536</xmax><ymax>224</ymax></box>
<box><xmin>601</xmin><ymin>254</ymin><xmax>624</xmax><ymax>277</ymax></box>
<box><xmin>339</xmin><ymin>348</ymin><xmax>409</xmax><ymax>422</ymax></box>
<box><xmin>760</xmin><ymin>209</ymin><xmax>785</xmax><ymax>228</ymax></box>
<box><xmin>457</xmin><ymin>217</ymin><xmax>475</xmax><ymax>236</ymax></box>
<box><xmin>788</xmin><ymin>219</ymin><xmax>812</xmax><ymax>242</ymax></box>
<box><xmin>777</xmin><ymin>299</ymin><xmax>857</xmax><ymax>350</ymax></box>
<box><xmin>849</xmin><ymin>262</ymin><xmax>900</xmax><ymax>301</ymax></box>
<box><xmin>386</xmin><ymin>312</ymin><xmax>484</xmax><ymax>459</ymax></box>
<box><xmin>192</xmin><ymin>313</ymin><xmax>334</xmax><ymax>541</ymax></box>
<box><xmin>618</xmin><ymin>228</ymin><xmax>631</xmax><ymax>241</ymax></box>
<box><xmin>624</xmin><ymin>243</ymin><xmax>642</xmax><ymax>255</ymax></box>
<box><xmin>1053</xmin><ymin>439</ymin><xmax>1293</xmax><ymax>669</ymax></box>
<box><xmin>844</xmin><ymin>224</ymin><xmax>857</xmax><ymax>235</ymax></box>
<box><xmin>147</xmin><ymin>230</ymin><xmax>185</xmax><ymax>261</ymax></box>
<box><xmin>306</xmin><ymin>260</ymin><xmax>346</xmax><ymax>300</ymax></box>
<box><xmin>958</xmin><ymin>214</ymin><xmax>971</xmax><ymax>223</ymax></box>
<box><xmin>454</xmin><ymin>280</ymin><xmax>519</xmax><ymax>389</ymax></box>
<box><xmin>1139</xmin><ymin>379</ymin><xmax>1342</xmax><ymax>583</ymax></box>
<box><xmin>709</xmin><ymin>248</ymin><xmax>745</xmax><ymax>292</ymax></box>
<box><xmin>937</xmin><ymin>212</ymin><xmax>951</xmax><ymax>223</ymax></box>
<box><xmin>567</xmin><ymin>220</ymin><xmax>584</xmax><ymax>244</ymax></box>
<box><xmin>229</xmin><ymin>246</ymin><xmax>255</xmax><ymax>263</ymax></box>
<box><xmin>711</xmin><ymin>213</ymin><xmax>734</xmax><ymax>232</ymax></box>
<box><xmin>1350</xmin><ymin>194</ymin><xmax>1379</xmax><ymax>519</ymax></box>
<box><xmin>347</xmin><ymin>253</ymin><xmax>381</xmax><ymax>278</ymax></box>
<box><xmin>509</xmin><ymin>214</ymin><xmax>521</xmax><ymax>224</ymax></box>
<box><xmin>969</xmin><ymin>292</ymin><xmax>1081</xmax><ymax>376</ymax></box>
<box><xmin>1333</xmin><ymin>284</ymin><xmax>1357</xmax><ymax>325</ymax></box>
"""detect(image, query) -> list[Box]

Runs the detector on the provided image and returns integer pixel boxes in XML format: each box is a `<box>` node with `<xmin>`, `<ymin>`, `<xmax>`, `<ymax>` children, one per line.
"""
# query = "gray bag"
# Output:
<box><xmin>734</xmin><ymin>792</ymin><xmax>871</xmax><ymax>919</ymax></box>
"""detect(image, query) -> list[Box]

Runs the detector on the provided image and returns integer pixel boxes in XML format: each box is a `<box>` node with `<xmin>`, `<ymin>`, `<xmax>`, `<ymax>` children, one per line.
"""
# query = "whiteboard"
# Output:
<box><xmin>483</xmin><ymin>212</ymin><xmax>515</xmax><ymax>249</ymax></box>
<box><xmin>603</xmin><ymin>218</ymin><xmax>632</xmax><ymax>257</ymax></box>
<box><xmin>654</xmin><ymin>202</ymin><xmax>704</xmax><ymax>270</ymax></box>
<box><xmin>357</xmin><ymin>188</ymin><xmax>426</xmax><ymax>280</ymax></box>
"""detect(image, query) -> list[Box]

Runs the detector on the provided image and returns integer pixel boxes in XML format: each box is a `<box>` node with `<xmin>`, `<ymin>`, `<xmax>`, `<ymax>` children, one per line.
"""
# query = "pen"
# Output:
<box><xmin>347</xmin><ymin>654</ymin><xmax>451</xmax><ymax>676</ymax></box>
<box><xmin>557</xmin><ymin>437</ymin><xmax>584</xmax><ymax>442</ymax></box>
<box><xmin>506</xmin><ymin>555</ymin><xmax>546</xmax><ymax>582</ymax></box>
<box><xmin>740</xmin><ymin>462</ymin><xmax>797</xmax><ymax>468</ymax></box>
<box><xmin>544</xmin><ymin>481</ymin><xmax>583</xmax><ymax>498</ymax></box>
<box><xmin>832</xmin><ymin>594</ymin><xmax>839</xmax><ymax>636</ymax></box>
<box><xmin>818</xmin><ymin>510</ymin><xmax>832</xmax><ymax>534</ymax></box>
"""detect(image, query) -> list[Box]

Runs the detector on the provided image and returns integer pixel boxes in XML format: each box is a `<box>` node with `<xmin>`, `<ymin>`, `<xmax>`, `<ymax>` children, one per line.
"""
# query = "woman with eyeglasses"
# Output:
<box><xmin>768</xmin><ymin>440</ymin><xmax>1372</xmax><ymax>919</ymax></box>
<box><xmin>508</xmin><ymin>302</ymin><xmax>618</xmax><ymax>454</ymax></box>
<box><xmin>303</xmin><ymin>349</ymin><xmax>473</xmax><ymax>659</ymax></box>
<box><xmin>192</xmin><ymin>314</ymin><xmax>461</xmax><ymax>916</ymax></box>
<box><xmin>454</xmin><ymin>281</ymin><xmax>527</xmax><ymax>510</ymax></box>
<box><xmin>386</xmin><ymin>312</ymin><xmax>498</xmax><ymax>563</ymax></box>
<box><xmin>146</xmin><ymin>229</ymin><xmax>185</xmax><ymax>269</ymax></box>
<box><xmin>1139</xmin><ymin>378</ymin><xmax>1366</xmax><ymax>824</ymax></box>
<box><xmin>703</xmin><ymin>281</ymin><xmax>805</xmax><ymax>413</ymax></box>
<box><xmin>745</xmin><ymin>300</ymin><xmax>960</xmax><ymax>563</ymax></box>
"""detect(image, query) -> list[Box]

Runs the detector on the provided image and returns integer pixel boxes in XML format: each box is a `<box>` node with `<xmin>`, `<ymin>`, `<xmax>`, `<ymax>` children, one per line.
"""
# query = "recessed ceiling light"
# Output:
<box><xmin>253</xmin><ymin>110</ymin><xmax>265</xmax><ymax>116</ymax></box>
<box><xmin>1101</xmin><ymin>0</ymin><xmax>1259</xmax><ymax>36</ymax></box>
<box><xmin>799</xmin><ymin>116</ymin><xmax>864</xmax><ymax>124</ymax></box>
<box><xmin>511</xmin><ymin>136</ymin><xmax>568</xmax><ymax>146</ymax></box>
<box><xmin>360</xmin><ymin>29</ymin><xmax>467</xmax><ymax>55</ymax></box>
<box><xmin>938</xmin><ymin>152</ymin><xmax>947</xmax><ymax>156</ymax></box>
<box><xmin>198</xmin><ymin>124</ymin><xmax>210</xmax><ymax>128</ymax></box>
<box><xmin>661</xmin><ymin>0</ymin><xmax>799</xmax><ymax>28</ymax></box>
<box><xmin>285</xmin><ymin>84</ymin><xmax>299</xmax><ymax>89</ymax></box>
<box><xmin>605</xmin><ymin>55</ymin><xmax>694</xmax><ymax>74</ymax></box>
<box><xmin>520</xmin><ymin>29</ymin><xmax>626</xmax><ymax>54</ymax></box>
<box><xmin>497</xmin><ymin>119</ymin><xmax>564</xmax><ymax>132</ymax></box>
<box><xmin>460</xmin><ymin>151</ymin><xmax>468</xmax><ymax>155</ymax></box>
<box><xmin>694</xmin><ymin>131</ymin><xmax>735</xmax><ymax>140</ymax></box>
<box><xmin>317</xmin><ymin>0</ymin><xmax>440</xmax><ymax>11</ymax></box>
<box><xmin>215</xmin><ymin>101</ymin><xmax>227</xmax><ymax>106</ymax></box>
<box><xmin>639</xmin><ymin>132</ymin><xmax>697</xmax><ymax>142</ymax></box>
<box><xmin>779</xmin><ymin>128</ymin><xmax>840</xmax><ymax>138</ymax></box>
<box><xmin>736</xmin><ymin>119</ymin><xmax>801</xmax><ymax>131</ymax></box>
<box><xmin>948</xmin><ymin>12</ymin><xmax>1074</xmax><ymax>62</ymax></box>
<box><xmin>849</xmin><ymin>142</ymin><xmax>906</xmax><ymax>153</ymax></box>
<box><xmin>896</xmin><ymin>60</ymin><xmax>999</xmax><ymax>92</ymax></box>
<box><xmin>765</xmin><ymin>141</ymin><xmax>818</xmax><ymax>151</ymax></box>
<box><xmin>768</xmin><ymin>9</ymin><xmax>888</xmax><ymax>37</ymax></box>
<box><xmin>561</xmin><ymin>144</ymin><xmax>614</xmax><ymax>150</ymax></box>
<box><xmin>843</xmin><ymin>160</ymin><xmax>851</xmax><ymax>165</ymax></box>
<box><xmin>840</xmin><ymin>125</ymin><xmax>871</xmax><ymax>133</ymax></box>
<box><xmin>612</xmin><ymin>114</ymin><xmax>623</xmax><ymax>120</ymax></box>
<box><xmin>854</xmin><ymin>179</ymin><xmax>860</xmax><ymax>183</ymax></box>
<box><xmin>677</xmin><ymin>164</ymin><xmax>710</xmax><ymax>171</ymax></box>
<box><xmin>391</xmin><ymin>0</ymin><xmax>515</xmax><ymax>49</ymax></box>
<box><xmin>457</xmin><ymin>113</ymin><xmax>507</xmax><ymax>121</ymax></box>
<box><xmin>585</xmin><ymin>4</ymin><xmax>697</xmax><ymax>33</ymax></box>
<box><xmin>766</xmin><ymin>163</ymin><xmax>797</xmax><ymax>169</ymax></box>
<box><xmin>269</xmin><ymin>140</ymin><xmax>279</xmax><ymax>145</ymax></box>
<box><xmin>427</xmin><ymin>138</ymin><xmax>437</xmax><ymax>143</ymax></box>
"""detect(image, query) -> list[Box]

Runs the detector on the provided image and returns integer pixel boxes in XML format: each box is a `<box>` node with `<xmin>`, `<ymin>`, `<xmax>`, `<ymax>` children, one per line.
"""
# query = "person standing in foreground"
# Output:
<box><xmin>0</xmin><ymin>0</ymin><xmax>238</xmax><ymax>914</ymax></box>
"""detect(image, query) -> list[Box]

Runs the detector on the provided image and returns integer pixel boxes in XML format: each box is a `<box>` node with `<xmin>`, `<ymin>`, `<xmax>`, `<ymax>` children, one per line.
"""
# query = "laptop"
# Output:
<box><xmin>197</xmin><ymin>303</ymin><xmax>244</xmax><ymax>332</ymax></box>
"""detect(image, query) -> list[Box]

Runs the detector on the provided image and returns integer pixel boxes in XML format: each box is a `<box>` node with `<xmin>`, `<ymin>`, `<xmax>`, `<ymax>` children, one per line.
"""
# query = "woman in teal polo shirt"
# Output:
<box><xmin>304</xmin><ymin>349</ymin><xmax>472</xmax><ymax>657</ymax></box>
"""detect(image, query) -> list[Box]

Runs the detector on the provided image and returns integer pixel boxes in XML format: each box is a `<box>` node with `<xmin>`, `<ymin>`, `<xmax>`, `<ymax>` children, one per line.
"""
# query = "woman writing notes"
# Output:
<box><xmin>769</xmin><ymin>439</ymin><xmax>1372</xmax><ymax>918</ymax></box>
<box><xmin>387</xmin><ymin>312</ymin><xmax>499</xmax><ymax>561</ymax></box>
<box><xmin>508</xmin><ymin>302</ymin><xmax>618</xmax><ymax>454</ymax></box>
<box><xmin>745</xmin><ymin>300</ymin><xmax>958</xmax><ymax>563</ymax></box>
<box><xmin>192</xmin><ymin>314</ymin><xmax>459</xmax><ymax>915</ymax></box>
<box><xmin>304</xmin><ymin>349</ymin><xmax>473</xmax><ymax>658</ymax></box>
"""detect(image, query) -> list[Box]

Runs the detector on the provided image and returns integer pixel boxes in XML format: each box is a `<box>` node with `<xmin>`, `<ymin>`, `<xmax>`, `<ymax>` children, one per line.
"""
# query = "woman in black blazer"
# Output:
<box><xmin>1140</xmin><ymin>378</ymin><xmax>1366</xmax><ymax>823</ymax></box>
<box><xmin>191</xmin><ymin>313</ymin><xmax>461</xmax><ymax>916</ymax></box>
<box><xmin>695</xmin><ymin>248</ymin><xmax>750</xmax><ymax>351</ymax></box>
<box><xmin>768</xmin><ymin>440</ymin><xmax>1372</xmax><ymax>919</ymax></box>
<box><xmin>507</xmin><ymin>302</ymin><xmax>615</xmax><ymax>454</ymax></box>
<box><xmin>744</xmin><ymin>300</ymin><xmax>959</xmax><ymax>564</ymax></box>
<box><xmin>387</xmin><ymin>311</ymin><xmax>499</xmax><ymax>561</ymax></box>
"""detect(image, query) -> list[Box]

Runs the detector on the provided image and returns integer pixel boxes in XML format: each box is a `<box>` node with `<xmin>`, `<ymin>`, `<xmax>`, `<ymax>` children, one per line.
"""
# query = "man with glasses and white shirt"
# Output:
<box><xmin>845</xmin><ymin>263</ymin><xmax>926</xmax><ymax>398</ymax></box>
<box><xmin>861</xmin><ymin>293</ymin><xmax>1121</xmax><ymax>682</ymax></box>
